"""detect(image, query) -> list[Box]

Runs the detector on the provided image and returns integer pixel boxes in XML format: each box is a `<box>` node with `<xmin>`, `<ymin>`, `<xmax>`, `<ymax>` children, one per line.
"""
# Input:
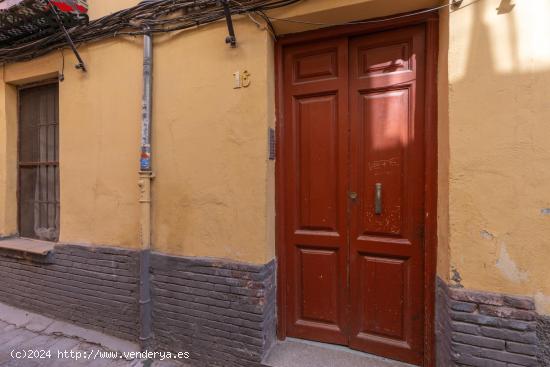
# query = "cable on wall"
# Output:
<box><xmin>264</xmin><ymin>0</ymin><xmax>482</xmax><ymax>28</ymax></box>
<box><xmin>0</xmin><ymin>0</ymin><xmax>301</xmax><ymax>64</ymax></box>
<box><xmin>0</xmin><ymin>0</ymin><xmax>482</xmax><ymax>65</ymax></box>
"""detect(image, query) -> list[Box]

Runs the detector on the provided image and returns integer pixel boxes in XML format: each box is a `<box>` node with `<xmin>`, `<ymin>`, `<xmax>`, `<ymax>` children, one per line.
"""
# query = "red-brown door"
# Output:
<box><xmin>282</xmin><ymin>37</ymin><xmax>350</xmax><ymax>345</ymax></box>
<box><xmin>348</xmin><ymin>26</ymin><xmax>426</xmax><ymax>365</ymax></box>
<box><xmin>282</xmin><ymin>25</ymin><xmax>426</xmax><ymax>365</ymax></box>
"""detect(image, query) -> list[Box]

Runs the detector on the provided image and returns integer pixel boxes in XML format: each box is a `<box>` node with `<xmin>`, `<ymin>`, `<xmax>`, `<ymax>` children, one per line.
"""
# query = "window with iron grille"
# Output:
<box><xmin>18</xmin><ymin>83</ymin><xmax>59</xmax><ymax>242</ymax></box>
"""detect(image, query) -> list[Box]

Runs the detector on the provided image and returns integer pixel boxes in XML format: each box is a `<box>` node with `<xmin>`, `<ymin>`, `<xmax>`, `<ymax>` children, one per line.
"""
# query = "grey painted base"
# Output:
<box><xmin>0</xmin><ymin>244</ymin><xmax>140</xmax><ymax>341</ymax></box>
<box><xmin>0</xmin><ymin>244</ymin><xmax>276</xmax><ymax>367</ymax></box>
<box><xmin>437</xmin><ymin>277</ymin><xmax>549</xmax><ymax>367</ymax></box>
<box><xmin>150</xmin><ymin>253</ymin><xmax>277</xmax><ymax>367</ymax></box>
<box><xmin>3</xmin><ymin>243</ymin><xmax>549</xmax><ymax>367</ymax></box>
<box><xmin>538</xmin><ymin>316</ymin><xmax>550</xmax><ymax>366</ymax></box>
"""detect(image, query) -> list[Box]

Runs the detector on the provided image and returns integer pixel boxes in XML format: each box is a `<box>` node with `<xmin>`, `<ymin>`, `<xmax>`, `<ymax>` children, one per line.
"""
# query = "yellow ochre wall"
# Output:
<box><xmin>0</xmin><ymin>0</ymin><xmax>440</xmax><ymax>263</ymax></box>
<box><xmin>442</xmin><ymin>0</ymin><xmax>550</xmax><ymax>314</ymax></box>
<box><xmin>0</xmin><ymin>1</ymin><xmax>277</xmax><ymax>262</ymax></box>
<box><xmin>0</xmin><ymin>0</ymin><xmax>549</xmax><ymax>314</ymax></box>
<box><xmin>0</xmin><ymin>78</ymin><xmax>17</xmax><ymax>237</ymax></box>
<box><xmin>0</xmin><ymin>39</ymin><xmax>144</xmax><ymax>247</ymax></box>
<box><xmin>152</xmin><ymin>22</ymin><xmax>275</xmax><ymax>262</ymax></box>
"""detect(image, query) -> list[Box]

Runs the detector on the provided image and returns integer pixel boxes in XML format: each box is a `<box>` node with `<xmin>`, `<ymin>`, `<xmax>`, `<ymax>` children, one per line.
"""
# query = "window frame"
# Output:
<box><xmin>17</xmin><ymin>79</ymin><xmax>60</xmax><ymax>242</ymax></box>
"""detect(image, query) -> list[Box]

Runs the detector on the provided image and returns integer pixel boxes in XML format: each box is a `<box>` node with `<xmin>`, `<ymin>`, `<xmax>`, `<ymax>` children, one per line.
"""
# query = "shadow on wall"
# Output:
<box><xmin>439</xmin><ymin>0</ymin><xmax>550</xmax><ymax>364</ymax></box>
<box><xmin>443</xmin><ymin>0</ymin><xmax>550</xmax><ymax>306</ymax></box>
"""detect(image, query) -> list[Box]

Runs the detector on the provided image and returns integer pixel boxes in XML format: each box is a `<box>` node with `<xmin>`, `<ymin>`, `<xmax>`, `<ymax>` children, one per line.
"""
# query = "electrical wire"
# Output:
<box><xmin>231</xmin><ymin>0</ymin><xmax>278</xmax><ymax>39</ymax></box>
<box><xmin>0</xmin><ymin>0</ymin><xmax>480</xmax><ymax>65</ymax></box>
<box><xmin>0</xmin><ymin>0</ymin><xmax>298</xmax><ymax>64</ymax></box>
<box><xmin>264</xmin><ymin>0</ymin><xmax>481</xmax><ymax>27</ymax></box>
<box><xmin>58</xmin><ymin>48</ymin><xmax>65</xmax><ymax>82</ymax></box>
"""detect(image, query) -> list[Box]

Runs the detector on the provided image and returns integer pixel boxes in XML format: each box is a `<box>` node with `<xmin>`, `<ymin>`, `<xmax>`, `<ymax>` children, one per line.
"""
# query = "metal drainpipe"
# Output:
<box><xmin>138</xmin><ymin>27</ymin><xmax>153</xmax><ymax>350</ymax></box>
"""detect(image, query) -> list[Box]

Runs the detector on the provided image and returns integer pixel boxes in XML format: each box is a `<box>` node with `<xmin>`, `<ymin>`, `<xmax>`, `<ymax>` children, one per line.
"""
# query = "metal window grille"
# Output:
<box><xmin>18</xmin><ymin>83</ymin><xmax>59</xmax><ymax>241</ymax></box>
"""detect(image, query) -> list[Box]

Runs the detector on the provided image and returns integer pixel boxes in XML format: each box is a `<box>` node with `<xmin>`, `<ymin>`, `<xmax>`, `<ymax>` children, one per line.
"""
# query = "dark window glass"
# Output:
<box><xmin>18</xmin><ymin>83</ymin><xmax>59</xmax><ymax>241</ymax></box>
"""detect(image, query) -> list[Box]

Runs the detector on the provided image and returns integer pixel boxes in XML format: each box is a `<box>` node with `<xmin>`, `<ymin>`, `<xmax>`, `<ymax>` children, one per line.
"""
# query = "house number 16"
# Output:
<box><xmin>233</xmin><ymin>70</ymin><xmax>251</xmax><ymax>89</ymax></box>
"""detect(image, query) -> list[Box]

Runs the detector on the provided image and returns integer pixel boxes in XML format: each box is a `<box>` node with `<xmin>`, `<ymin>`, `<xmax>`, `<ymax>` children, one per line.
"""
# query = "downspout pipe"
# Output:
<box><xmin>138</xmin><ymin>27</ymin><xmax>153</xmax><ymax>350</ymax></box>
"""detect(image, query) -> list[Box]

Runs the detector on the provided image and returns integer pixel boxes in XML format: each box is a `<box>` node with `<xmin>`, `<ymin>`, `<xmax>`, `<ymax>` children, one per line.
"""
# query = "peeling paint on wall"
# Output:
<box><xmin>496</xmin><ymin>243</ymin><xmax>529</xmax><ymax>283</ymax></box>
<box><xmin>535</xmin><ymin>292</ymin><xmax>550</xmax><ymax>313</ymax></box>
<box><xmin>480</xmin><ymin>229</ymin><xmax>495</xmax><ymax>240</ymax></box>
<box><xmin>451</xmin><ymin>267</ymin><xmax>463</xmax><ymax>287</ymax></box>
<box><xmin>447</xmin><ymin>0</ymin><xmax>550</xmax><ymax>316</ymax></box>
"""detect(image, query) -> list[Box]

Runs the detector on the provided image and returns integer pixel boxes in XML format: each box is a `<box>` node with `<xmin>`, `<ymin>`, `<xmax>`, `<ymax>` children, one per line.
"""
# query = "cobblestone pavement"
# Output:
<box><xmin>0</xmin><ymin>304</ymin><xmax>188</xmax><ymax>367</ymax></box>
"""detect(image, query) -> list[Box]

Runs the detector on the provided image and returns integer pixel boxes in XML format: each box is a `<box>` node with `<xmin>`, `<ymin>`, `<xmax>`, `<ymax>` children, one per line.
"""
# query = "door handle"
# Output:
<box><xmin>375</xmin><ymin>183</ymin><xmax>382</xmax><ymax>215</ymax></box>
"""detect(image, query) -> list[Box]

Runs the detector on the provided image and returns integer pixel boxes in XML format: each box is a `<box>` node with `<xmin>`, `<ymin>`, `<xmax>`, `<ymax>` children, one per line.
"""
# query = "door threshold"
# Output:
<box><xmin>262</xmin><ymin>338</ymin><xmax>418</xmax><ymax>367</ymax></box>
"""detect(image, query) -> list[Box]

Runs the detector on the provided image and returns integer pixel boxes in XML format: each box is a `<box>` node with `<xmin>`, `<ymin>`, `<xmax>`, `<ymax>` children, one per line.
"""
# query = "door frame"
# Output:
<box><xmin>274</xmin><ymin>10</ymin><xmax>439</xmax><ymax>367</ymax></box>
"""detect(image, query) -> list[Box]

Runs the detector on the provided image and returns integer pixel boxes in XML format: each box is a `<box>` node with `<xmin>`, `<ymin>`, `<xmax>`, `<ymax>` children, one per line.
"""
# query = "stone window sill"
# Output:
<box><xmin>0</xmin><ymin>237</ymin><xmax>56</xmax><ymax>263</ymax></box>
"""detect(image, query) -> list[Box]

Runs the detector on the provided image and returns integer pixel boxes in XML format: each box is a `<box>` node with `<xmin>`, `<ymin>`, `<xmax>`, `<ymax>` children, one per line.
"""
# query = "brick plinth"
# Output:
<box><xmin>150</xmin><ymin>253</ymin><xmax>276</xmax><ymax>367</ymax></box>
<box><xmin>0</xmin><ymin>244</ymin><xmax>277</xmax><ymax>367</ymax></box>
<box><xmin>437</xmin><ymin>278</ymin><xmax>549</xmax><ymax>367</ymax></box>
<box><xmin>0</xmin><ymin>244</ymin><xmax>140</xmax><ymax>341</ymax></box>
<box><xmin>7</xmin><ymin>244</ymin><xmax>548</xmax><ymax>367</ymax></box>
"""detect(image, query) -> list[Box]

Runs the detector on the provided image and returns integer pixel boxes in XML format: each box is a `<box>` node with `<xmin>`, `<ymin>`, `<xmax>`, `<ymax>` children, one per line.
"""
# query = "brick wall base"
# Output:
<box><xmin>0</xmin><ymin>244</ymin><xmax>139</xmax><ymax>341</ymax></box>
<box><xmin>436</xmin><ymin>277</ymin><xmax>453</xmax><ymax>366</ymax></box>
<box><xmin>5</xmin><ymin>243</ymin><xmax>547</xmax><ymax>367</ymax></box>
<box><xmin>437</xmin><ymin>277</ymin><xmax>549</xmax><ymax>367</ymax></box>
<box><xmin>150</xmin><ymin>253</ymin><xmax>277</xmax><ymax>367</ymax></box>
<box><xmin>538</xmin><ymin>316</ymin><xmax>550</xmax><ymax>366</ymax></box>
<box><xmin>0</xmin><ymin>244</ymin><xmax>276</xmax><ymax>367</ymax></box>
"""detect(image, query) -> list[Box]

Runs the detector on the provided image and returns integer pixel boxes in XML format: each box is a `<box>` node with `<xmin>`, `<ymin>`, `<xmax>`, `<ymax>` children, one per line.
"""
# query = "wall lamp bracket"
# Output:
<box><xmin>221</xmin><ymin>0</ymin><xmax>237</xmax><ymax>47</ymax></box>
<box><xmin>46</xmin><ymin>0</ymin><xmax>87</xmax><ymax>72</ymax></box>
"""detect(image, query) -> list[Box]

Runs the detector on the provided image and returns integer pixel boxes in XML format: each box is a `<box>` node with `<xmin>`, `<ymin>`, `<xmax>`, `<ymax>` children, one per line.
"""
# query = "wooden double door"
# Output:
<box><xmin>281</xmin><ymin>25</ymin><xmax>427</xmax><ymax>365</ymax></box>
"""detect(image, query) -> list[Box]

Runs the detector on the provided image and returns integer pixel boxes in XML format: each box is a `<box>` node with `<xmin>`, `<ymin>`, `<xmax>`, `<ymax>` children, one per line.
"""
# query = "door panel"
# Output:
<box><xmin>349</xmin><ymin>26</ymin><xmax>426</xmax><ymax>365</ymax></box>
<box><xmin>360</xmin><ymin>255</ymin><xmax>407</xmax><ymax>339</ymax></box>
<box><xmin>295</xmin><ymin>94</ymin><xmax>339</xmax><ymax>232</ymax></box>
<box><xmin>359</xmin><ymin>88</ymin><xmax>409</xmax><ymax>235</ymax></box>
<box><xmin>297</xmin><ymin>247</ymin><xmax>340</xmax><ymax>325</ymax></box>
<box><xmin>281</xmin><ymin>25</ymin><xmax>427</xmax><ymax>365</ymax></box>
<box><xmin>283</xmin><ymin>38</ymin><xmax>349</xmax><ymax>345</ymax></box>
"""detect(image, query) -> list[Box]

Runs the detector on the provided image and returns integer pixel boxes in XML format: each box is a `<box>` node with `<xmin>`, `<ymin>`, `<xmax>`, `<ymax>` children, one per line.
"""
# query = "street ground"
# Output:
<box><xmin>0</xmin><ymin>303</ymin><xmax>187</xmax><ymax>367</ymax></box>
<box><xmin>0</xmin><ymin>302</ymin><xmax>410</xmax><ymax>367</ymax></box>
